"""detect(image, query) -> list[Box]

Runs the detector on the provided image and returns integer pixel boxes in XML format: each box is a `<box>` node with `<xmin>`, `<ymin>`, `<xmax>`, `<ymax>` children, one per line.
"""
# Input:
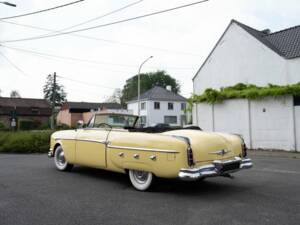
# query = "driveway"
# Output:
<box><xmin>0</xmin><ymin>153</ymin><xmax>299</xmax><ymax>225</ymax></box>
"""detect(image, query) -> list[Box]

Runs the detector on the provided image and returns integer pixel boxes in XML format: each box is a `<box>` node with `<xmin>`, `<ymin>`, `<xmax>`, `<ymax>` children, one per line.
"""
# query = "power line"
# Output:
<box><xmin>58</xmin><ymin>75</ymin><xmax>117</xmax><ymax>90</ymax></box>
<box><xmin>0</xmin><ymin>0</ymin><xmax>85</xmax><ymax>20</ymax></box>
<box><xmin>1</xmin><ymin>44</ymin><xmax>196</xmax><ymax>70</ymax></box>
<box><xmin>0</xmin><ymin>51</ymin><xmax>29</xmax><ymax>76</ymax></box>
<box><xmin>0</xmin><ymin>0</ymin><xmax>209</xmax><ymax>43</ymax></box>
<box><xmin>53</xmin><ymin>0</ymin><xmax>143</xmax><ymax>33</ymax></box>
<box><xmin>0</xmin><ymin>20</ymin><xmax>201</xmax><ymax>57</ymax></box>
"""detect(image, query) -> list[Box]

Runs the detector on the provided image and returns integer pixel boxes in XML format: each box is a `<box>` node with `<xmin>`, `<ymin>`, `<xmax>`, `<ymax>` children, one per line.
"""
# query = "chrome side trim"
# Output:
<box><xmin>55</xmin><ymin>138</ymin><xmax>107</xmax><ymax>144</ymax></box>
<box><xmin>178</xmin><ymin>157</ymin><xmax>253</xmax><ymax>181</ymax></box>
<box><xmin>76</xmin><ymin>139</ymin><xmax>107</xmax><ymax>144</ymax></box>
<box><xmin>107</xmin><ymin>144</ymin><xmax>179</xmax><ymax>153</ymax></box>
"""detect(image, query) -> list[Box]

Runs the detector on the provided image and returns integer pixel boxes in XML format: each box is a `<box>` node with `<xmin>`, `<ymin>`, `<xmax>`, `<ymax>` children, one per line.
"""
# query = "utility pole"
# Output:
<box><xmin>51</xmin><ymin>72</ymin><xmax>56</xmax><ymax>129</ymax></box>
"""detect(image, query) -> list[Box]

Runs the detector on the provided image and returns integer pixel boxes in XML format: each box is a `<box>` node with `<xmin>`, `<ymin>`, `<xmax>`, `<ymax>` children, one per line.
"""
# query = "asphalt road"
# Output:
<box><xmin>0</xmin><ymin>153</ymin><xmax>299</xmax><ymax>225</ymax></box>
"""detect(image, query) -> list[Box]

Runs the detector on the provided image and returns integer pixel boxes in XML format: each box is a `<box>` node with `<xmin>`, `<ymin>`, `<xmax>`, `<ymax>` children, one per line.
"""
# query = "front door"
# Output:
<box><xmin>75</xmin><ymin>128</ymin><xmax>108</xmax><ymax>168</ymax></box>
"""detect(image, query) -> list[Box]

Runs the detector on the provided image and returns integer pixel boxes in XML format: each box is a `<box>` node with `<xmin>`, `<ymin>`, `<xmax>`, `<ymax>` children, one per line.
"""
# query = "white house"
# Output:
<box><xmin>127</xmin><ymin>86</ymin><xmax>187</xmax><ymax>127</ymax></box>
<box><xmin>193</xmin><ymin>19</ymin><xmax>300</xmax><ymax>151</ymax></box>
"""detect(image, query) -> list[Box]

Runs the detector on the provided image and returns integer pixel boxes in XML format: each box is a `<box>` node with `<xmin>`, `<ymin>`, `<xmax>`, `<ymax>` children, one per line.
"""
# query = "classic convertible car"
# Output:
<box><xmin>48</xmin><ymin>112</ymin><xmax>253</xmax><ymax>191</ymax></box>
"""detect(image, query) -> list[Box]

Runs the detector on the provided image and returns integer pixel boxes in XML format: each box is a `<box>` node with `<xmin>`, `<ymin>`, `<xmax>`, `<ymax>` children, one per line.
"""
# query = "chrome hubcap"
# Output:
<box><xmin>132</xmin><ymin>171</ymin><xmax>149</xmax><ymax>184</ymax></box>
<box><xmin>56</xmin><ymin>149</ymin><xmax>66</xmax><ymax>166</ymax></box>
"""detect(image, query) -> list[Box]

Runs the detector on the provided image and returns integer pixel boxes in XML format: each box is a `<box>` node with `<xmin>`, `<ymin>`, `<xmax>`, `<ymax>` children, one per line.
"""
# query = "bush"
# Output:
<box><xmin>191</xmin><ymin>82</ymin><xmax>300</xmax><ymax>104</ymax></box>
<box><xmin>0</xmin><ymin>130</ymin><xmax>54</xmax><ymax>153</ymax></box>
<box><xmin>0</xmin><ymin>122</ymin><xmax>9</xmax><ymax>131</ymax></box>
<box><xmin>18</xmin><ymin>120</ymin><xmax>42</xmax><ymax>130</ymax></box>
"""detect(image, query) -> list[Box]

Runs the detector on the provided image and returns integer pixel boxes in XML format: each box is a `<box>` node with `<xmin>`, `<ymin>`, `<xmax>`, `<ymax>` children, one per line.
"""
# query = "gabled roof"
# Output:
<box><xmin>128</xmin><ymin>86</ymin><xmax>187</xmax><ymax>103</ymax></box>
<box><xmin>0</xmin><ymin>97</ymin><xmax>50</xmax><ymax>108</ymax></box>
<box><xmin>234</xmin><ymin>20</ymin><xmax>300</xmax><ymax>59</ymax></box>
<box><xmin>193</xmin><ymin>19</ymin><xmax>300</xmax><ymax>80</ymax></box>
<box><xmin>64</xmin><ymin>101</ymin><xmax>121</xmax><ymax>110</ymax></box>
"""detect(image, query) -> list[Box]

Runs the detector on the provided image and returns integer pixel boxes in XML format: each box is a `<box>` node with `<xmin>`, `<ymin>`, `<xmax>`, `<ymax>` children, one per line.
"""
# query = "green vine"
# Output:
<box><xmin>190</xmin><ymin>82</ymin><xmax>300</xmax><ymax>104</ymax></box>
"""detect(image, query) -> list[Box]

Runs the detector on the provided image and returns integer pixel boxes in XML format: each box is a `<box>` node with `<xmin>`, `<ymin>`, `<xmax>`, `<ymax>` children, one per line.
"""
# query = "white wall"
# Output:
<box><xmin>194</xmin><ymin>96</ymin><xmax>299</xmax><ymax>151</ymax></box>
<box><xmin>193</xmin><ymin>103</ymin><xmax>214</xmax><ymax>131</ymax></box>
<box><xmin>128</xmin><ymin>100</ymin><xmax>186</xmax><ymax>126</ymax></box>
<box><xmin>193</xmin><ymin>22</ymin><xmax>297</xmax><ymax>95</ymax></box>
<box><xmin>250</xmin><ymin>96</ymin><xmax>295</xmax><ymax>150</ymax></box>
<box><xmin>295</xmin><ymin>106</ymin><xmax>300</xmax><ymax>151</ymax></box>
<box><xmin>214</xmin><ymin>99</ymin><xmax>251</xmax><ymax>147</ymax></box>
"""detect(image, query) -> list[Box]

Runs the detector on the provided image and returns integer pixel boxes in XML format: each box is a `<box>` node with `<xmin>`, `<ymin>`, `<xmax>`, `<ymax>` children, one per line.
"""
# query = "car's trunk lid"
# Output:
<box><xmin>163</xmin><ymin>130</ymin><xmax>237</xmax><ymax>163</ymax></box>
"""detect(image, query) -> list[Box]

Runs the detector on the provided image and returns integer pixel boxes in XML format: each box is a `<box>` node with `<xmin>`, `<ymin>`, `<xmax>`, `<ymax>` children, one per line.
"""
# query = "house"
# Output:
<box><xmin>193</xmin><ymin>19</ymin><xmax>300</xmax><ymax>151</ymax></box>
<box><xmin>127</xmin><ymin>86</ymin><xmax>187</xmax><ymax>127</ymax></box>
<box><xmin>0</xmin><ymin>97</ymin><xmax>51</xmax><ymax>129</ymax></box>
<box><xmin>57</xmin><ymin>101</ymin><xmax>122</xmax><ymax>127</ymax></box>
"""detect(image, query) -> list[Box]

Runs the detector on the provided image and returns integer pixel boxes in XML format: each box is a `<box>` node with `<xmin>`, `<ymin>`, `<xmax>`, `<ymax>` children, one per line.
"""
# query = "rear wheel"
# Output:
<box><xmin>54</xmin><ymin>146</ymin><xmax>73</xmax><ymax>171</ymax></box>
<box><xmin>128</xmin><ymin>169</ymin><xmax>154</xmax><ymax>191</ymax></box>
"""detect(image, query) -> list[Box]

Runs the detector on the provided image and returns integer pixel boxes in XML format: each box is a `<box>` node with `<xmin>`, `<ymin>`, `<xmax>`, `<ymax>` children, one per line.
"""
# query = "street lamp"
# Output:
<box><xmin>137</xmin><ymin>56</ymin><xmax>153</xmax><ymax>117</ymax></box>
<box><xmin>0</xmin><ymin>1</ymin><xmax>16</xmax><ymax>7</ymax></box>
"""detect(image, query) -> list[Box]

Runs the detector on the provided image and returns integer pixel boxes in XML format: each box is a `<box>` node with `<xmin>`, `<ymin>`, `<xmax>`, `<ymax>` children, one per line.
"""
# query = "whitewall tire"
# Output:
<box><xmin>54</xmin><ymin>146</ymin><xmax>73</xmax><ymax>171</ymax></box>
<box><xmin>129</xmin><ymin>169</ymin><xmax>154</xmax><ymax>191</ymax></box>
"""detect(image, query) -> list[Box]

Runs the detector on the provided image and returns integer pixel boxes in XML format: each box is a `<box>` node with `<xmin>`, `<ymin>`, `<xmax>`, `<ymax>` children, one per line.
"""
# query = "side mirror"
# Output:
<box><xmin>77</xmin><ymin>120</ymin><xmax>84</xmax><ymax>129</ymax></box>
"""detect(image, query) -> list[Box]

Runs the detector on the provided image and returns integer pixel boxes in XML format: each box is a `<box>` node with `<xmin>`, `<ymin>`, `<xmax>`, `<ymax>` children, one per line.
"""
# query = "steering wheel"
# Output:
<box><xmin>95</xmin><ymin>123</ymin><xmax>112</xmax><ymax>130</ymax></box>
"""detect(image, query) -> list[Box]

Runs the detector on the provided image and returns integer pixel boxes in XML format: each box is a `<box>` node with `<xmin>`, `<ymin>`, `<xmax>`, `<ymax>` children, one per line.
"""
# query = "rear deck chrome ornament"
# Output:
<box><xmin>209</xmin><ymin>149</ymin><xmax>231</xmax><ymax>156</ymax></box>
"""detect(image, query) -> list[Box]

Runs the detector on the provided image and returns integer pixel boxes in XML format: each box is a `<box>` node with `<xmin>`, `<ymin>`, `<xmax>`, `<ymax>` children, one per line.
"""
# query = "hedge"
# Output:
<box><xmin>0</xmin><ymin>130</ymin><xmax>54</xmax><ymax>153</ymax></box>
<box><xmin>190</xmin><ymin>82</ymin><xmax>300</xmax><ymax>104</ymax></box>
<box><xmin>18</xmin><ymin>119</ymin><xmax>42</xmax><ymax>130</ymax></box>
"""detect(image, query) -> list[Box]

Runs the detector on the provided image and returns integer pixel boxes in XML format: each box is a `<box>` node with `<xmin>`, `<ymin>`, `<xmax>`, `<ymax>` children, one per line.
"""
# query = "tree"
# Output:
<box><xmin>121</xmin><ymin>70</ymin><xmax>180</xmax><ymax>105</ymax></box>
<box><xmin>106</xmin><ymin>88</ymin><xmax>122</xmax><ymax>104</ymax></box>
<box><xmin>10</xmin><ymin>90</ymin><xmax>21</xmax><ymax>98</ymax></box>
<box><xmin>43</xmin><ymin>74</ymin><xmax>67</xmax><ymax>106</ymax></box>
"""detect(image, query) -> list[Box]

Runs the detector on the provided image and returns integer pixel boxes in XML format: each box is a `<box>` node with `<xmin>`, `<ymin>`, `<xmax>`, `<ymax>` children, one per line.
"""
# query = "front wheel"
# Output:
<box><xmin>54</xmin><ymin>146</ymin><xmax>73</xmax><ymax>171</ymax></box>
<box><xmin>128</xmin><ymin>170</ymin><xmax>154</xmax><ymax>191</ymax></box>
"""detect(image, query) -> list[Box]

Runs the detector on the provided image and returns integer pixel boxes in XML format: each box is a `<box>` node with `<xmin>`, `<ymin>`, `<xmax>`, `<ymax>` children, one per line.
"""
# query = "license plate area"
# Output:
<box><xmin>220</xmin><ymin>162</ymin><xmax>240</xmax><ymax>173</ymax></box>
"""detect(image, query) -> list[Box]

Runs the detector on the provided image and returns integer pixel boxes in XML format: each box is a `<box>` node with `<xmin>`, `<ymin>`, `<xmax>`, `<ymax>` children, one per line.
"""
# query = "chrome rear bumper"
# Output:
<box><xmin>178</xmin><ymin>157</ymin><xmax>253</xmax><ymax>181</ymax></box>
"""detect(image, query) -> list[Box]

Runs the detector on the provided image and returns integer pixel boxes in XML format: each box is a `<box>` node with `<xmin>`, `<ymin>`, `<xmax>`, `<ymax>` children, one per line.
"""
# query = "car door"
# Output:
<box><xmin>75</xmin><ymin>128</ymin><xmax>109</xmax><ymax>169</ymax></box>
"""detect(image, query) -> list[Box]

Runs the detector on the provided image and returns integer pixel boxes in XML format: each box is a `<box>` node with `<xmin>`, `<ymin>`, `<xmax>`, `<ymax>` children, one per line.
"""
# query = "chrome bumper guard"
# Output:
<box><xmin>178</xmin><ymin>157</ymin><xmax>253</xmax><ymax>181</ymax></box>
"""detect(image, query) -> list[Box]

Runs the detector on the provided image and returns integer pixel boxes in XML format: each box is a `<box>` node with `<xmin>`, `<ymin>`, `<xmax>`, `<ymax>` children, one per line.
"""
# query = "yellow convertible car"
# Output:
<box><xmin>48</xmin><ymin>112</ymin><xmax>252</xmax><ymax>191</ymax></box>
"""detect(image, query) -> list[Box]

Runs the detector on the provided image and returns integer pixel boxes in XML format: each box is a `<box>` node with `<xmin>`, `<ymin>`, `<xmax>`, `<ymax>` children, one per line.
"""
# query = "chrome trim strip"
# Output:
<box><xmin>55</xmin><ymin>138</ymin><xmax>107</xmax><ymax>144</ymax></box>
<box><xmin>107</xmin><ymin>144</ymin><xmax>179</xmax><ymax>153</ymax></box>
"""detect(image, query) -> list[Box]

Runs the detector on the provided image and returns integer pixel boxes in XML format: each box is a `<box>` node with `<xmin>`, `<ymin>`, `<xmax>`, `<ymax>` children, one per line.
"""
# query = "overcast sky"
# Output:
<box><xmin>0</xmin><ymin>0</ymin><xmax>299</xmax><ymax>102</ymax></box>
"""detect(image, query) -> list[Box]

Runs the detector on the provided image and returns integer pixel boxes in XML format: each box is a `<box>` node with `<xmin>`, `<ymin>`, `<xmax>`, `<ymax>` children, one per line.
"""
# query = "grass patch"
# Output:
<box><xmin>0</xmin><ymin>130</ymin><xmax>54</xmax><ymax>153</ymax></box>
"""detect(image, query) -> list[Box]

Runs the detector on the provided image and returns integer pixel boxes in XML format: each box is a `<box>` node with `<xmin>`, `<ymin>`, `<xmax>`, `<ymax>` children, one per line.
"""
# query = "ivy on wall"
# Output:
<box><xmin>190</xmin><ymin>82</ymin><xmax>300</xmax><ymax>104</ymax></box>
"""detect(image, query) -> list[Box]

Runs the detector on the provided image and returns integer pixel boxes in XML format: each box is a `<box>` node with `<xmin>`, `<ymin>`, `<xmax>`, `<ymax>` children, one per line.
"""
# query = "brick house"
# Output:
<box><xmin>57</xmin><ymin>101</ymin><xmax>122</xmax><ymax>127</ymax></box>
<box><xmin>0</xmin><ymin>97</ymin><xmax>51</xmax><ymax>129</ymax></box>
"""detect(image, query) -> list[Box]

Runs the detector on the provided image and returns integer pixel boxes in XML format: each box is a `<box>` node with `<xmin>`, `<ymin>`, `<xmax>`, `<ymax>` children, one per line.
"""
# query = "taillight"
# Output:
<box><xmin>240</xmin><ymin>137</ymin><xmax>247</xmax><ymax>157</ymax></box>
<box><xmin>187</xmin><ymin>147</ymin><xmax>194</xmax><ymax>167</ymax></box>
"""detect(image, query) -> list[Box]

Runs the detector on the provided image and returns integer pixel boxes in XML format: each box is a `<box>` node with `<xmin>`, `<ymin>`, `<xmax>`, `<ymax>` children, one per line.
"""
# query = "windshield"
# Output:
<box><xmin>89</xmin><ymin>114</ymin><xmax>138</xmax><ymax>128</ymax></box>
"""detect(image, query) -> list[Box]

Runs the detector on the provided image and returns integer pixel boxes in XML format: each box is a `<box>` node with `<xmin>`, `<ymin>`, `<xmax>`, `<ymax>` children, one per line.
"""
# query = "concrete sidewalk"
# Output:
<box><xmin>248</xmin><ymin>149</ymin><xmax>300</xmax><ymax>159</ymax></box>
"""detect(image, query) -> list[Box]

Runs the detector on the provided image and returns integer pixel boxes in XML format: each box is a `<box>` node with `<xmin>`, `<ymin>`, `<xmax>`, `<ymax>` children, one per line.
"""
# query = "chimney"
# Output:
<box><xmin>166</xmin><ymin>85</ymin><xmax>172</xmax><ymax>91</ymax></box>
<box><xmin>261</xmin><ymin>29</ymin><xmax>271</xmax><ymax>35</ymax></box>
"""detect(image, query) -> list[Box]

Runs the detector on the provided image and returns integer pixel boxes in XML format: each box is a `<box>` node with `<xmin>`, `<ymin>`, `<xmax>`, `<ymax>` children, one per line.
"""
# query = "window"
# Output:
<box><xmin>141</xmin><ymin>102</ymin><xmax>146</xmax><ymax>110</ymax></box>
<box><xmin>164</xmin><ymin>116</ymin><xmax>177</xmax><ymax>124</ymax></box>
<box><xmin>140</xmin><ymin>116</ymin><xmax>147</xmax><ymax>126</ymax></box>
<box><xmin>31</xmin><ymin>108</ymin><xmax>40</xmax><ymax>114</ymax></box>
<box><xmin>294</xmin><ymin>96</ymin><xmax>300</xmax><ymax>106</ymax></box>
<box><xmin>154</xmin><ymin>102</ymin><xmax>160</xmax><ymax>109</ymax></box>
<box><xmin>181</xmin><ymin>103</ymin><xmax>186</xmax><ymax>111</ymax></box>
<box><xmin>92</xmin><ymin>114</ymin><xmax>138</xmax><ymax>128</ymax></box>
<box><xmin>168</xmin><ymin>102</ymin><xmax>174</xmax><ymax>110</ymax></box>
